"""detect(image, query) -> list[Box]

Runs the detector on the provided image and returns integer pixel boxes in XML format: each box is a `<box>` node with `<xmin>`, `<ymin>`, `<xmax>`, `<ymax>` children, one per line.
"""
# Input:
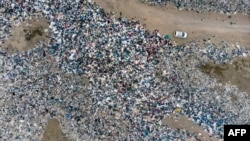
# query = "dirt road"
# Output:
<box><xmin>94</xmin><ymin>0</ymin><xmax>250</xmax><ymax>48</ymax></box>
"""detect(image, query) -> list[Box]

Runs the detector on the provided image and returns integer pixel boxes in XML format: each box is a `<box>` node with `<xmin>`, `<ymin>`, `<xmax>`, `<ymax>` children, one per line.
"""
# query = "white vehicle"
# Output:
<box><xmin>174</xmin><ymin>31</ymin><xmax>187</xmax><ymax>38</ymax></box>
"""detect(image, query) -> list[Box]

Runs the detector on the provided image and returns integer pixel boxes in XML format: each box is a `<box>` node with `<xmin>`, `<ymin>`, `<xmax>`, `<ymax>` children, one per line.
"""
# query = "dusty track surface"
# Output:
<box><xmin>94</xmin><ymin>0</ymin><xmax>250</xmax><ymax>48</ymax></box>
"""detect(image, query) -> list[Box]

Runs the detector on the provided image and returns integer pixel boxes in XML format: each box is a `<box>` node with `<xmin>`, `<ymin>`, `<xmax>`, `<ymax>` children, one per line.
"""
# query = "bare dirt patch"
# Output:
<box><xmin>41</xmin><ymin>119</ymin><xmax>68</xmax><ymax>141</ymax></box>
<box><xmin>162</xmin><ymin>113</ymin><xmax>219</xmax><ymax>141</ymax></box>
<box><xmin>200</xmin><ymin>57</ymin><xmax>250</xmax><ymax>96</ymax></box>
<box><xmin>94</xmin><ymin>0</ymin><xmax>250</xmax><ymax>48</ymax></box>
<box><xmin>2</xmin><ymin>17</ymin><xmax>49</xmax><ymax>54</ymax></box>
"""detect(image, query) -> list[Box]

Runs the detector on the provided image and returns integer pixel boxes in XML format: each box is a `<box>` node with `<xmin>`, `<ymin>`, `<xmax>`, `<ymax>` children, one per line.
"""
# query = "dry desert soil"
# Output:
<box><xmin>2</xmin><ymin>17</ymin><xmax>50</xmax><ymax>54</ymax></box>
<box><xmin>94</xmin><ymin>0</ymin><xmax>250</xmax><ymax>48</ymax></box>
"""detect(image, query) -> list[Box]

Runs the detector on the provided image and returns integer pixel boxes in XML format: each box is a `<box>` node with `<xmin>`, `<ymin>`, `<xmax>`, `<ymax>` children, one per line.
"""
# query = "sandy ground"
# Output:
<box><xmin>41</xmin><ymin>119</ymin><xmax>68</xmax><ymax>141</ymax></box>
<box><xmin>200</xmin><ymin>57</ymin><xmax>250</xmax><ymax>96</ymax></box>
<box><xmin>94</xmin><ymin>0</ymin><xmax>250</xmax><ymax>48</ymax></box>
<box><xmin>163</xmin><ymin>113</ymin><xmax>219</xmax><ymax>141</ymax></box>
<box><xmin>1</xmin><ymin>17</ymin><xmax>49</xmax><ymax>54</ymax></box>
